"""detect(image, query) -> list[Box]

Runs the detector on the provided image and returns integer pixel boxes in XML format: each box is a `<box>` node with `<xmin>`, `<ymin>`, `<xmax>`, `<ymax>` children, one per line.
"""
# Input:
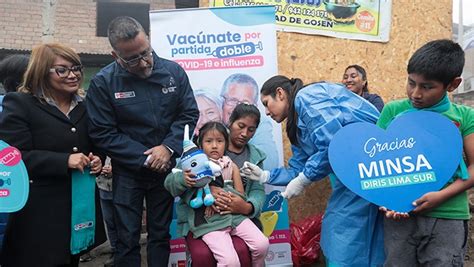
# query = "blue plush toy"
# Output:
<box><xmin>179</xmin><ymin>125</ymin><xmax>221</xmax><ymax>208</ymax></box>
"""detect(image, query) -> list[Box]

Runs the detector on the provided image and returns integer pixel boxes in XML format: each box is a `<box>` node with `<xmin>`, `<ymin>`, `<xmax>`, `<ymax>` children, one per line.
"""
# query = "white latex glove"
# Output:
<box><xmin>281</xmin><ymin>172</ymin><xmax>312</xmax><ymax>199</ymax></box>
<box><xmin>240</xmin><ymin>161</ymin><xmax>270</xmax><ymax>184</ymax></box>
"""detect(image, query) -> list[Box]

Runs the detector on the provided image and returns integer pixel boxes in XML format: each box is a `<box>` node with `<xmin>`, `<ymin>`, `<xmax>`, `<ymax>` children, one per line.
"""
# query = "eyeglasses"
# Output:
<box><xmin>116</xmin><ymin>48</ymin><xmax>153</xmax><ymax>68</ymax></box>
<box><xmin>49</xmin><ymin>65</ymin><xmax>83</xmax><ymax>78</ymax></box>
<box><xmin>224</xmin><ymin>97</ymin><xmax>252</xmax><ymax>108</ymax></box>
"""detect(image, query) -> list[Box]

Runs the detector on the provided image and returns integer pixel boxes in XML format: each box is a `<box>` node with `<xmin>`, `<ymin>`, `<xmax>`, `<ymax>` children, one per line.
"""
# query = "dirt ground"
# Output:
<box><xmin>80</xmin><ymin>227</ymin><xmax>474</xmax><ymax>267</ymax></box>
<box><xmin>80</xmin><ymin>190</ymin><xmax>474</xmax><ymax>266</ymax></box>
<box><xmin>79</xmin><ymin>234</ymin><xmax>147</xmax><ymax>267</ymax></box>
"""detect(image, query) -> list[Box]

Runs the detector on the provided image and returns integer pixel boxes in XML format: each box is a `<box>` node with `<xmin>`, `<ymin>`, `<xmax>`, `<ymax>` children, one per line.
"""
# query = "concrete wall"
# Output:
<box><xmin>0</xmin><ymin>0</ymin><xmax>175</xmax><ymax>54</ymax></box>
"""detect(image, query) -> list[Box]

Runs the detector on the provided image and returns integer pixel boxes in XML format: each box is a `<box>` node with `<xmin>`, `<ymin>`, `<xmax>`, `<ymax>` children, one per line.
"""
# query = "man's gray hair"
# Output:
<box><xmin>107</xmin><ymin>16</ymin><xmax>146</xmax><ymax>50</ymax></box>
<box><xmin>220</xmin><ymin>73</ymin><xmax>259</xmax><ymax>105</ymax></box>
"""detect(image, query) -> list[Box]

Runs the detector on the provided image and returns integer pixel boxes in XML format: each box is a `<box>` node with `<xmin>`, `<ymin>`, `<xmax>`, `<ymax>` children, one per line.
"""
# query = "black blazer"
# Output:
<box><xmin>0</xmin><ymin>92</ymin><xmax>105</xmax><ymax>267</ymax></box>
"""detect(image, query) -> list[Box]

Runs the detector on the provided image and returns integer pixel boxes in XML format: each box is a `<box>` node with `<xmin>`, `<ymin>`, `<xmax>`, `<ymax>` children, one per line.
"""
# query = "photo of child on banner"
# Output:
<box><xmin>328</xmin><ymin>111</ymin><xmax>464</xmax><ymax>212</ymax></box>
<box><xmin>0</xmin><ymin>140</ymin><xmax>29</xmax><ymax>213</ymax></box>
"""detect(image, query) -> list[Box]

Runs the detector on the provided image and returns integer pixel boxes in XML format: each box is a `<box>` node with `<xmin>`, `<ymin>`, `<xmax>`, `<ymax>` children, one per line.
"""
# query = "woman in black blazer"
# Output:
<box><xmin>0</xmin><ymin>43</ymin><xmax>105</xmax><ymax>267</ymax></box>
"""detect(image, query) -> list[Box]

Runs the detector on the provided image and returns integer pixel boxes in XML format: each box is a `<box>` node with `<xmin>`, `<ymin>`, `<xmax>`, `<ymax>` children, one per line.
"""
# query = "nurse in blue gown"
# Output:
<box><xmin>241</xmin><ymin>75</ymin><xmax>384</xmax><ymax>267</ymax></box>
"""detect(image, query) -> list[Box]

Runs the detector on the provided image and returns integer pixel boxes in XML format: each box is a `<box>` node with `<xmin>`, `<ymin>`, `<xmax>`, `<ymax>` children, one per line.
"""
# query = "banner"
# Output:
<box><xmin>461</xmin><ymin>30</ymin><xmax>474</xmax><ymax>92</ymax></box>
<box><xmin>210</xmin><ymin>0</ymin><xmax>392</xmax><ymax>42</ymax></box>
<box><xmin>150</xmin><ymin>6</ymin><xmax>292</xmax><ymax>266</ymax></box>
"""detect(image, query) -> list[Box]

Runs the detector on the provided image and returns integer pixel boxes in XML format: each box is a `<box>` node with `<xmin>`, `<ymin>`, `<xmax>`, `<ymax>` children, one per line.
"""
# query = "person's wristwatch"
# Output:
<box><xmin>164</xmin><ymin>145</ymin><xmax>174</xmax><ymax>156</ymax></box>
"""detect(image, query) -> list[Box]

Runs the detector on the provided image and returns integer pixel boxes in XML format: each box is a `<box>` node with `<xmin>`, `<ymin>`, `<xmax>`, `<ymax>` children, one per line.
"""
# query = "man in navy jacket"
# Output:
<box><xmin>86</xmin><ymin>16</ymin><xmax>198</xmax><ymax>267</ymax></box>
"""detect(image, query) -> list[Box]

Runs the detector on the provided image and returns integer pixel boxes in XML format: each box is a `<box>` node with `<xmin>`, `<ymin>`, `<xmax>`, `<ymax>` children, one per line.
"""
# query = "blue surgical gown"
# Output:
<box><xmin>267</xmin><ymin>82</ymin><xmax>385</xmax><ymax>266</ymax></box>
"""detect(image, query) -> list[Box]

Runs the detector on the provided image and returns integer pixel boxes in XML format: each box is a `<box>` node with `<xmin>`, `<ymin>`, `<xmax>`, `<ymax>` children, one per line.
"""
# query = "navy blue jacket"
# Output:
<box><xmin>86</xmin><ymin>53</ymin><xmax>199</xmax><ymax>179</ymax></box>
<box><xmin>361</xmin><ymin>91</ymin><xmax>384</xmax><ymax>112</ymax></box>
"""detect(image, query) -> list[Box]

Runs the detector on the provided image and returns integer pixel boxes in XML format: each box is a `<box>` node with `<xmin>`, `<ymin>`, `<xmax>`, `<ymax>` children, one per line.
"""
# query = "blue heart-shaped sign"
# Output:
<box><xmin>0</xmin><ymin>140</ymin><xmax>29</xmax><ymax>212</ymax></box>
<box><xmin>328</xmin><ymin>111</ymin><xmax>462</xmax><ymax>212</ymax></box>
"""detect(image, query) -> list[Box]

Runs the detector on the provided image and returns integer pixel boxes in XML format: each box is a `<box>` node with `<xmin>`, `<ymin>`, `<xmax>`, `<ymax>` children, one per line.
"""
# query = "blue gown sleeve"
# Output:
<box><xmin>267</xmin><ymin>83</ymin><xmax>379</xmax><ymax>185</ymax></box>
<box><xmin>267</xmin><ymin>144</ymin><xmax>308</xmax><ymax>186</ymax></box>
<box><xmin>267</xmin><ymin>86</ymin><xmax>345</xmax><ymax>185</ymax></box>
<box><xmin>249</xmin><ymin>117</ymin><xmax>281</xmax><ymax>170</ymax></box>
<box><xmin>300</xmin><ymin>115</ymin><xmax>341</xmax><ymax>182</ymax></box>
<box><xmin>297</xmin><ymin>89</ymin><xmax>345</xmax><ymax>181</ymax></box>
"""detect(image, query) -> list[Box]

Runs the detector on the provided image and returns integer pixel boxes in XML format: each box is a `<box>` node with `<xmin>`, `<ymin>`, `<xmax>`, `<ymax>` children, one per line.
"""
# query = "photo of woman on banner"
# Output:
<box><xmin>240</xmin><ymin>75</ymin><xmax>384</xmax><ymax>266</ymax></box>
<box><xmin>194</xmin><ymin>89</ymin><xmax>223</xmax><ymax>136</ymax></box>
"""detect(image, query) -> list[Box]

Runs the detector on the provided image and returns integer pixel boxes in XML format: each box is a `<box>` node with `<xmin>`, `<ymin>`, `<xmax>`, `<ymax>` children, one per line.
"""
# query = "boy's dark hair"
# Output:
<box><xmin>197</xmin><ymin>121</ymin><xmax>229</xmax><ymax>151</ymax></box>
<box><xmin>0</xmin><ymin>54</ymin><xmax>29</xmax><ymax>93</ymax></box>
<box><xmin>407</xmin><ymin>39</ymin><xmax>464</xmax><ymax>87</ymax></box>
<box><xmin>228</xmin><ymin>102</ymin><xmax>261</xmax><ymax>128</ymax></box>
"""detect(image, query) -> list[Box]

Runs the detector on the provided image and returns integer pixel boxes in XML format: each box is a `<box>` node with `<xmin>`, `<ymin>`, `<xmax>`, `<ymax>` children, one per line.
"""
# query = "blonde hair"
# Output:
<box><xmin>18</xmin><ymin>43</ymin><xmax>83</xmax><ymax>99</ymax></box>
